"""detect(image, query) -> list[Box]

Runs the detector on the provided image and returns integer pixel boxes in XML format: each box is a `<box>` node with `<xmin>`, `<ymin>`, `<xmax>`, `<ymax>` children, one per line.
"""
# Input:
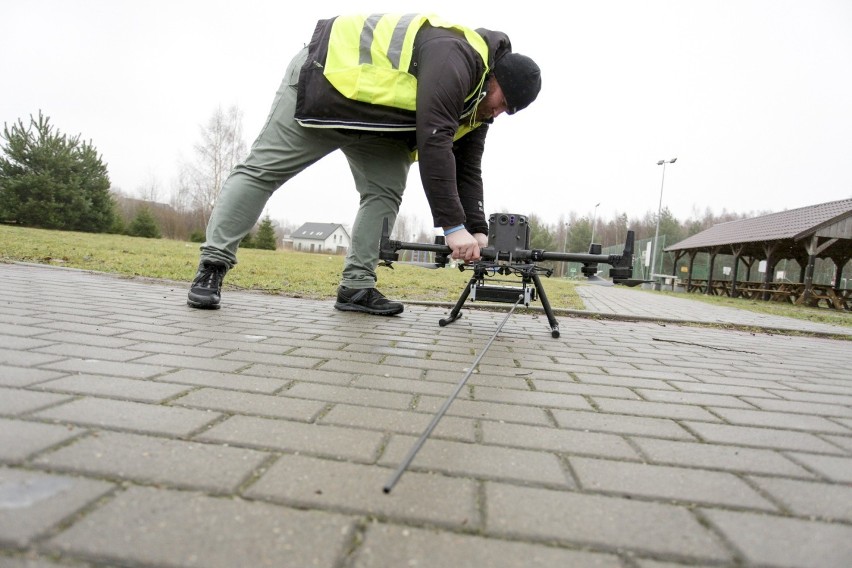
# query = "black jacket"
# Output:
<box><xmin>296</xmin><ymin>18</ymin><xmax>514</xmax><ymax>234</ymax></box>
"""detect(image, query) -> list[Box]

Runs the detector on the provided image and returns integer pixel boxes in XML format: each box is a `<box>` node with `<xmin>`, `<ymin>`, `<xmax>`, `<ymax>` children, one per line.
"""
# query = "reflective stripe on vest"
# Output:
<box><xmin>324</xmin><ymin>13</ymin><xmax>489</xmax><ymax>112</ymax></box>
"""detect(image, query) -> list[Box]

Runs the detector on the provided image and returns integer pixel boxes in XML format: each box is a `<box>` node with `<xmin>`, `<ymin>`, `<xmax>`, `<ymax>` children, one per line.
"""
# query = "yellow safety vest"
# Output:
<box><xmin>323</xmin><ymin>13</ymin><xmax>490</xmax><ymax>115</ymax></box>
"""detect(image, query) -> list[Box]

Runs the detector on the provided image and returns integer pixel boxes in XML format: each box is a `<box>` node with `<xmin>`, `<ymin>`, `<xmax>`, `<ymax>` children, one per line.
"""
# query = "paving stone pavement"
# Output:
<box><xmin>1</xmin><ymin>262</ymin><xmax>851</xmax><ymax>568</ymax></box>
<box><xmin>575</xmin><ymin>284</ymin><xmax>851</xmax><ymax>336</ymax></box>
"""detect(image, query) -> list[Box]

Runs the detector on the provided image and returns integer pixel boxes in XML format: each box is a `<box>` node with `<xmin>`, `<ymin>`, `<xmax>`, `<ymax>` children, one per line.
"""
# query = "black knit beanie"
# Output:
<box><xmin>492</xmin><ymin>53</ymin><xmax>542</xmax><ymax>114</ymax></box>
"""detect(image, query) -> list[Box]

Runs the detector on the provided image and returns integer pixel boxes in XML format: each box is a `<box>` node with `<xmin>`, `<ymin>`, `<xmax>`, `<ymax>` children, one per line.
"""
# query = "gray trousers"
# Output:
<box><xmin>200</xmin><ymin>47</ymin><xmax>413</xmax><ymax>289</ymax></box>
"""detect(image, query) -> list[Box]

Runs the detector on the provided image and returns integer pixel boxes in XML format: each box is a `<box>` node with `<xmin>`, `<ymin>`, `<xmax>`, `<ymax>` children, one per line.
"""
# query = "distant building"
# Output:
<box><xmin>290</xmin><ymin>222</ymin><xmax>350</xmax><ymax>254</ymax></box>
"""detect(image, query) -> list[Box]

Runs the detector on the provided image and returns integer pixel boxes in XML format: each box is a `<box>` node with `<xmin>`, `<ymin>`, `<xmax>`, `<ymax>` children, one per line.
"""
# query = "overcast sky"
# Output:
<box><xmin>3</xmin><ymin>0</ymin><xmax>851</xmax><ymax>234</ymax></box>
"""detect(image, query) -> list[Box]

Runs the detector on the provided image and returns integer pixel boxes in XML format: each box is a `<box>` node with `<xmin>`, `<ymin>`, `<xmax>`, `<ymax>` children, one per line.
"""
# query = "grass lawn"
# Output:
<box><xmin>0</xmin><ymin>225</ymin><xmax>584</xmax><ymax>308</ymax></box>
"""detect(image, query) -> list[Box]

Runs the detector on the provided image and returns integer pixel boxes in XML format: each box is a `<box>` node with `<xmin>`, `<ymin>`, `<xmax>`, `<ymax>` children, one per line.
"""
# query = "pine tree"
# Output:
<box><xmin>0</xmin><ymin>111</ymin><xmax>116</xmax><ymax>231</ymax></box>
<box><xmin>254</xmin><ymin>216</ymin><xmax>277</xmax><ymax>250</ymax></box>
<box><xmin>127</xmin><ymin>207</ymin><xmax>162</xmax><ymax>238</ymax></box>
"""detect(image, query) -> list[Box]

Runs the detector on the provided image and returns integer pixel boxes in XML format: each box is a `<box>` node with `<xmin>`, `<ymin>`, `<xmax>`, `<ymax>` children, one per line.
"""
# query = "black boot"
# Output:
<box><xmin>334</xmin><ymin>286</ymin><xmax>404</xmax><ymax>316</ymax></box>
<box><xmin>187</xmin><ymin>262</ymin><xmax>227</xmax><ymax>309</ymax></box>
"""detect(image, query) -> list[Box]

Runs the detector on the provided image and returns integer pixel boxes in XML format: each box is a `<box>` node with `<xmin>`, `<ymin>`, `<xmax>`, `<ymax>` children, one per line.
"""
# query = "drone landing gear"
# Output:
<box><xmin>439</xmin><ymin>263</ymin><xmax>561</xmax><ymax>338</ymax></box>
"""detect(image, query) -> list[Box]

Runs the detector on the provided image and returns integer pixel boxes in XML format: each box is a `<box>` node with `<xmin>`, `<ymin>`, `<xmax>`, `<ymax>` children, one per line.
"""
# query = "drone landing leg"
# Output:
<box><xmin>438</xmin><ymin>275</ymin><xmax>478</xmax><ymax>327</ymax></box>
<box><xmin>530</xmin><ymin>272</ymin><xmax>560</xmax><ymax>338</ymax></box>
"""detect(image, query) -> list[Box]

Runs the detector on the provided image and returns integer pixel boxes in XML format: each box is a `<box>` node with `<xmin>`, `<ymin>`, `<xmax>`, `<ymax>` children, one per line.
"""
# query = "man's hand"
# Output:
<box><xmin>445</xmin><ymin>229</ymin><xmax>481</xmax><ymax>262</ymax></box>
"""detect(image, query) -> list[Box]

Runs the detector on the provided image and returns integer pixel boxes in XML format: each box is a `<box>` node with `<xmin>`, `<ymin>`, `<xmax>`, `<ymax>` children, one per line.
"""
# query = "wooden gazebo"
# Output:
<box><xmin>663</xmin><ymin>198</ymin><xmax>852</xmax><ymax>310</ymax></box>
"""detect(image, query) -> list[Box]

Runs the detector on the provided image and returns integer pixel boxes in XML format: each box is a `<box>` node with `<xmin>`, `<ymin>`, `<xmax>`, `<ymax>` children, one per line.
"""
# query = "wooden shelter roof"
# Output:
<box><xmin>665</xmin><ymin>198</ymin><xmax>852</xmax><ymax>260</ymax></box>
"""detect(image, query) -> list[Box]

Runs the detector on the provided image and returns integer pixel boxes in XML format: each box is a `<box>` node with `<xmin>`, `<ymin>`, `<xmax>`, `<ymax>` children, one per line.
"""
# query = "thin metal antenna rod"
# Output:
<box><xmin>383</xmin><ymin>297</ymin><xmax>522</xmax><ymax>494</ymax></box>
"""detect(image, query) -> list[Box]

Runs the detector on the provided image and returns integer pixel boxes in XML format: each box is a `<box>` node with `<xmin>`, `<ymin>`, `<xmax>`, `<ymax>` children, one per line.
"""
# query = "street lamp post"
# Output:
<box><xmin>651</xmin><ymin>158</ymin><xmax>677</xmax><ymax>285</ymax></box>
<box><xmin>561</xmin><ymin>222</ymin><xmax>569</xmax><ymax>277</ymax></box>
<box><xmin>589</xmin><ymin>202</ymin><xmax>601</xmax><ymax>247</ymax></box>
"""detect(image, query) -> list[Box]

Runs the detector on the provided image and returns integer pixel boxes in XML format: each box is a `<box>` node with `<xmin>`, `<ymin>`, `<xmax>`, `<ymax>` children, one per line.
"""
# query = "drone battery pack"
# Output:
<box><xmin>471</xmin><ymin>284</ymin><xmax>535</xmax><ymax>305</ymax></box>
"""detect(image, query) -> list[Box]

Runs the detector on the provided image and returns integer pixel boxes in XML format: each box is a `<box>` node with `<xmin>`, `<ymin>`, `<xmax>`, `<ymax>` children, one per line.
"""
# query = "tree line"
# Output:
<box><xmin>0</xmin><ymin>109</ymin><xmax>277</xmax><ymax>249</ymax></box>
<box><xmin>1</xmin><ymin>109</ymin><xmax>761</xmax><ymax>253</ymax></box>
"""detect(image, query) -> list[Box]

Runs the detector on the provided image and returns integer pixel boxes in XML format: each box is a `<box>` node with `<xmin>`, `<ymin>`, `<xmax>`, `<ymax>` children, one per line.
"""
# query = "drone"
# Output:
<box><xmin>379</xmin><ymin>213</ymin><xmax>640</xmax><ymax>338</ymax></box>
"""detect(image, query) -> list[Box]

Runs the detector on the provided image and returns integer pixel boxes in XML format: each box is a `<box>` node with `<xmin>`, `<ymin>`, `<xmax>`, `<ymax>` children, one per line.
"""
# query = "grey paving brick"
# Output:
<box><xmin>0</xmin><ymin>418</ymin><xmax>85</xmax><ymax>463</ymax></box>
<box><xmin>427</xmin><ymin>369</ymin><xmax>530</xmax><ymax>389</ymax></box>
<box><xmin>576</xmin><ymin>373</ymin><xmax>683</xmax><ymax>390</ymax></box>
<box><xmin>0</xmin><ymin>335</ymin><xmax>55</xmax><ymax>350</ymax></box>
<box><xmin>470</xmin><ymin>385</ymin><xmax>592</xmax><ymax>410</ymax></box>
<box><xmin>0</xmin><ymin>467</ymin><xmax>114</xmax><ymax>547</ymax></box>
<box><xmin>28</xmin><ymin>331</ymin><xmax>138</xmax><ymax>348</ymax></box>
<box><xmin>533</xmin><ymin>378</ymin><xmax>643</xmax><ymax>399</ymax></box>
<box><xmin>823</xmin><ymin>434</ymin><xmax>852</xmax><ymax>453</ymax></box>
<box><xmin>636</xmin><ymin>388</ymin><xmax>756</xmax><ymax>408</ymax></box>
<box><xmin>45</xmin><ymin>486</ymin><xmax>355</xmax><ymax>568</ymax></box>
<box><xmin>124</xmin><ymin>335</ymin><xmax>228</xmax><ymax>358</ymax></box>
<box><xmin>740</xmin><ymin>396</ymin><xmax>852</xmax><ymax>418</ymax></box>
<box><xmin>350</xmin><ymin>523</ymin><xmax>625</xmax><ymax>568</ymax></box>
<box><xmin>754</xmin><ymin>476</ymin><xmax>852</xmax><ymax>526</ymax></box>
<box><xmin>0</xmin><ymin>323</ymin><xmax>50</xmax><ymax>338</ymax></box>
<box><xmin>571</xmin><ymin>457</ymin><xmax>777</xmax><ymax>510</ymax></box>
<box><xmin>320</xmin><ymin>358</ymin><xmax>424</xmax><ymax>379</ymax></box>
<box><xmin>701</xmin><ymin>508</ymin><xmax>852</xmax><ymax>568</ymax></box>
<box><xmin>0</xmin><ymin>388</ymin><xmax>73</xmax><ymax>416</ymax></box>
<box><xmin>785</xmin><ymin>452</ymin><xmax>852</xmax><ymax>482</ymax></box>
<box><xmin>417</xmin><ymin>395</ymin><xmax>551</xmax><ymax>425</ymax></box>
<box><xmin>157</xmin><ymin>368</ymin><xmax>285</xmax><ymax>393</ymax></box>
<box><xmin>35</xmin><ymin>321</ymin><xmax>131</xmax><ymax>337</ymax></box>
<box><xmin>220</xmin><ymin>350</ymin><xmax>324</xmax><ymax>369</ymax></box>
<box><xmin>283</xmin><ymin>382</ymin><xmax>414</xmax><ymax>410</ymax></box>
<box><xmin>0</xmin><ymin>349</ymin><xmax>65</xmax><ymax>368</ymax></box>
<box><xmin>119</xmin><ymin>330</ymin><xmax>210</xmax><ymax>346</ymax></box>
<box><xmin>380</xmin><ymin>435</ymin><xmax>570</xmax><ymax>486</ymax></box>
<box><xmin>481</xmin><ymin>421</ymin><xmax>640</xmax><ymax>459</ymax></box>
<box><xmin>682</xmin><ymin>421</ymin><xmax>846</xmax><ymax>453</ymax></box>
<box><xmin>602</xmin><ymin>369</ymin><xmax>701</xmax><ymax>383</ymax></box>
<box><xmin>352</xmin><ymin>374</ymin><xmax>463</xmax><ymax>397</ymax></box>
<box><xmin>769</xmin><ymin>389</ymin><xmax>852</xmax><ymax>406</ymax></box>
<box><xmin>239</xmin><ymin>364</ymin><xmax>355</xmax><ymax>384</ymax></box>
<box><xmin>197</xmin><ymin>415</ymin><xmax>384</xmax><ymax>461</ymax></box>
<box><xmin>592</xmin><ymin>397</ymin><xmax>722</xmax><ymax>421</ymax></box>
<box><xmin>31</xmin><ymin>343</ymin><xmax>143</xmax><ymax>362</ymax></box>
<box><xmin>32</xmin><ymin>398</ymin><xmax>221</xmax><ymax>437</ymax></box>
<box><xmin>708</xmin><ymin>407</ymin><xmax>851</xmax><ymax>434</ymax></box>
<box><xmin>288</xmin><ymin>346</ymin><xmax>384</xmax><ymax>364</ymax></box>
<box><xmin>667</xmin><ymin>380</ymin><xmax>780</xmax><ymax>398</ymax></box>
<box><xmin>631</xmin><ymin>437</ymin><xmax>814</xmax><ymax>477</ymax></box>
<box><xmin>320</xmin><ymin>404</ymin><xmax>476</xmax><ymax>442</ymax></box>
<box><xmin>129</xmin><ymin>352</ymin><xmax>248</xmax><ymax>373</ymax></box>
<box><xmin>33</xmin><ymin>431</ymin><xmax>269</xmax><ymax>492</ymax></box>
<box><xmin>0</xmin><ymin>367</ymin><xmax>66</xmax><ymax>388</ymax></box>
<box><xmin>173</xmin><ymin>387</ymin><xmax>326</xmax><ymax>421</ymax></box>
<box><xmin>486</xmin><ymin>482</ymin><xmax>731</xmax><ymax>561</ymax></box>
<box><xmin>552</xmin><ymin>409</ymin><xmax>697</xmax><ymax>440</ymax></box>
<box><xmin>245</xmin><ymin>454</ymin><xmax>479</xmax><ymax>527</ymax></box>
<box><xmin>35</xmin><ymin>374</ymin><xmax>192</xmax><ymax>403</ymax></box>
<box><xmin>109</xmin><ymin>320</ymin><xmax>190</xmax><ymax>335</ymax></box>
<box><xmin>40</xmin><ymin>358</ymin><xmax>173</xmax><ymax>379</ymax></box>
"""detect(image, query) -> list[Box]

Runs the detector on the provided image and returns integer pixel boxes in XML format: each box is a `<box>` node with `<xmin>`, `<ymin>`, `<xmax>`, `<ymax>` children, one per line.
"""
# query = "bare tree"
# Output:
<box><xmin>180</xmin><ymin>105</ymin><xmax>247</xmax><ymax>226</ymax></box>
<box><xmin>136</xmin><ymin>173</ymin><xmax>161</xmax><ymax>203</ymax></box>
